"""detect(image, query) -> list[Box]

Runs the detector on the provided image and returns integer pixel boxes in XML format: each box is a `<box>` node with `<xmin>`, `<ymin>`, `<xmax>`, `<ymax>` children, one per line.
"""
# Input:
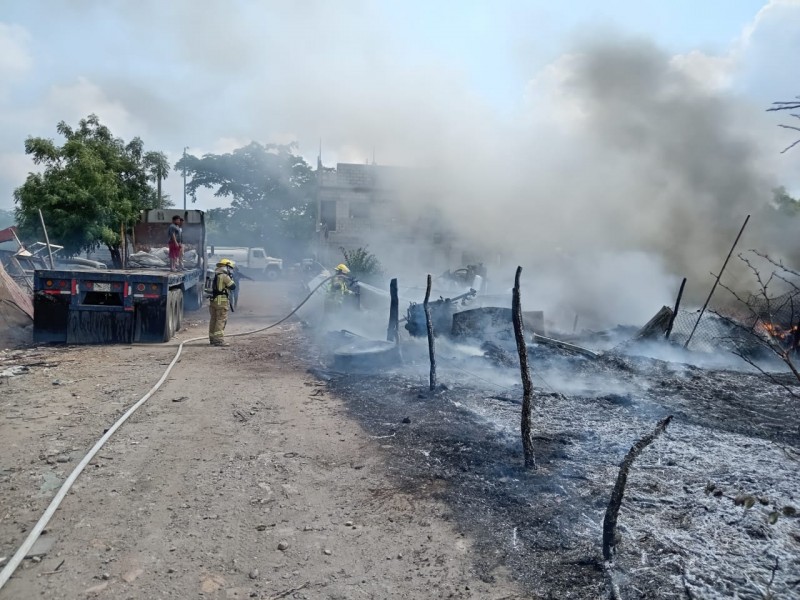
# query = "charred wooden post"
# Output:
<box><xmin>602</xmin><ymin>415</ymin><xmax>673</xmax><ymax>563</ymax></box>
<box><xmin>665</xmin><ymin>278</ymin><xmax>687</xmax><ymax>340</ymax></box>
<box><xmin>512</xmin><ymin>266</ymin><xmax>536</xmax><ymax>469</ymax></box>
<box><xmin>423</xmin><ymin>274</ymin><xmax>436</xmax><ymax>391</ymax></box>
<box><xmin>387</xmin><ymin>278</ymin><xmax>399</xmax><ymax>342</ymax></box>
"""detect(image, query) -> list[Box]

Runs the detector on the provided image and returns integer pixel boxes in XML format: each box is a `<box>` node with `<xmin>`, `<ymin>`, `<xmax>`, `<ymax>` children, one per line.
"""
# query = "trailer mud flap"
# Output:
<box><xmin>66</xmin><ymin>310</ymin><xmax>134</xmax><ymax>344</ymax></box>
<box><xmin>134</xmin><ymin>299</ymin><xmax>168</xmax><ymax>343</ymax></box>
<box><xmin>33</xmin><ymin>294</ymin><xmax>70</xmax><ymax>344</ymax></box>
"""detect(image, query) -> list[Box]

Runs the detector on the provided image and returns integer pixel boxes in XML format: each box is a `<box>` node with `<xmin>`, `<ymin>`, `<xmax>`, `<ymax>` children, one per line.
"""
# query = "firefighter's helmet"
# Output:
<box><xmin>335</xmin><ymin>263</ymin><xmax>350</xmax><ymax>274</ymax></box>
<box><xmin>217</xmin><ymin>258</ymin><xmax>235</xmax><ymax>268</ymax></box>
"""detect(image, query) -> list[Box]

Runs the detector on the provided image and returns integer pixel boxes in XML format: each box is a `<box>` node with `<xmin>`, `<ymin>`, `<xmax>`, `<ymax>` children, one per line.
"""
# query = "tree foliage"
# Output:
<box><xmin>340</xmin><ymin>246</ymin><xmax>383</xmax><ymax>283</ymax></box>
<box><xmin>143</xmin><ymin>150</ymin><xmax>172</xmax><ymax>209</ymax></box>
<box><xmin>176</xmin><ymin>142</ymin><xmax>316</xmax><ymax>257</ymax></box>
<box><xmin>13</xmin><ymin>114</ymin><xmax>164</xmax><ymax>264</ymax></box>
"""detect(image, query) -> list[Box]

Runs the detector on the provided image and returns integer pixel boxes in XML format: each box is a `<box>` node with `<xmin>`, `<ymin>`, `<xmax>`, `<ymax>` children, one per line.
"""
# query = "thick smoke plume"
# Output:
<box><xmin>356</xmin><ymin>36</ymin><xmax>784</xmax><ymax>329</ymax></box>
<box><xmin>3</xmin><ymin>2</ymin><xmax>793</xmax><ymax>329</ymax></box>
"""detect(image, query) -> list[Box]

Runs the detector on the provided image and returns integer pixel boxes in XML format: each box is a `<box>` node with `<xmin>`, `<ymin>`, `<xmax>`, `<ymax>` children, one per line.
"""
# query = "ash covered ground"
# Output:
<box><xmin>305</xmin><ymin>329</ymin><xmax>800</xmax><ymax>599</ymax></box>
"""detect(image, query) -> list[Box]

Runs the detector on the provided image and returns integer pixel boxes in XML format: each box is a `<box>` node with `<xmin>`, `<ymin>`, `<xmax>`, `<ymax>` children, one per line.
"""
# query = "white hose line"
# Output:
<box><xmin>0</xmin><ymin>276</ymin><xmax>333</xmax><ymax>591</ymax></box>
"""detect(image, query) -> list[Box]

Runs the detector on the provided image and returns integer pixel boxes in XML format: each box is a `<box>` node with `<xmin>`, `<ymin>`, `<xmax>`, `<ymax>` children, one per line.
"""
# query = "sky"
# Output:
<box><xmin>0</xmin><ymin>0</ymin><xmax>797</xmax><ymax>213</ymax></box>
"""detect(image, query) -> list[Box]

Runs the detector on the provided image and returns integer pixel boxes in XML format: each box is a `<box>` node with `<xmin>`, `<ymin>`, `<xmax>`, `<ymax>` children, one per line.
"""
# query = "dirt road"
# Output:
<box><xmin>0</xmin><ymin>282</ymin><xmax>525</xmax><ymax>599</ymax></box>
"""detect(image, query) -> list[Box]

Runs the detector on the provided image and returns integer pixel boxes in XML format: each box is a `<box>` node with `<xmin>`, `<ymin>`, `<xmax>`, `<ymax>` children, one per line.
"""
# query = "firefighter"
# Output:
<box><xmin>209</xmin><ymin>258</ymin><xmax>237</xmax><ymax>347</ymax></box>
<box><xmin>325</xmin><ymin>263</ymin><xmax>354</xmax><ymax>316</ymax></box>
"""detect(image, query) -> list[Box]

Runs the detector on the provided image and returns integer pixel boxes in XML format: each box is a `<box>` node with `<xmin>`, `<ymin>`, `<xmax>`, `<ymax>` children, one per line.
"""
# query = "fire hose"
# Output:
<box><xmin>0</xmin><ymin>275</ymin><xmax>334</xmax><ymax>592</ymax></box>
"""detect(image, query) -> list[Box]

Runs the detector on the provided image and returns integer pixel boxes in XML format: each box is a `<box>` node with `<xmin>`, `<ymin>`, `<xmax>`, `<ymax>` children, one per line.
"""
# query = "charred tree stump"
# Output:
<box><xmin>387</xmin><ymin>278</ymin><xmax>399</xmax><ymax>342</ymax></box>
<box><xmin>665</xmin><ymin>278</ymin><xmax>686</xmax><ymax>340</ymax></box>
<box><xmin>423</xmin><ymin>274</ymin><xmax>436</xmax><ymax>391</ymax></box>
<box><xmin>603</xmin><ymin>415</ymin><xmax>673</xmax><ymax>563</ymax></box>
<box><xmin>512</xmin><ymin>266</ymin><xmax>536</xmax><ymax>469</ymax></box>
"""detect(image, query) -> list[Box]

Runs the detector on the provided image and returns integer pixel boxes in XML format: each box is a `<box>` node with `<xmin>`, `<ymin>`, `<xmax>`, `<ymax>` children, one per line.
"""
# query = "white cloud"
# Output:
<box><xmin>43</xmin><ymin>77</ymin><xmax>137</xmax><ymax>139</ymax></box>
<box><xmin>0</xmin><ymin>23</ymin><xmax>33</xmax><ymax>78</ymax></box>
<box><xmin>0</xmin><ymin>152</ymin><xmax>35</xmax><ymax>204</ymax></box>
<box><xmin>741</xmin><ymin>0</ymin><xmax>800</xmax><ymax>45</ymax></box>
<box><xmin>669</xmin><ymin>50</ymin><xmax>735</xmax><ymax>91</ymax></box>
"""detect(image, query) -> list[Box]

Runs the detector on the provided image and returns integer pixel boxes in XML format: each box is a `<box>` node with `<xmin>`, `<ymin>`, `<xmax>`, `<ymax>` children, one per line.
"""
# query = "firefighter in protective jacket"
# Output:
<box><xmin>209</xmin><ymin>258</ymin><xmax>237</xmax><ymax>346</ymax></box>
<box><xmin>325</xmin><ymin>263</ymin><xmax>352</xmax><ymax>313</ymax></box>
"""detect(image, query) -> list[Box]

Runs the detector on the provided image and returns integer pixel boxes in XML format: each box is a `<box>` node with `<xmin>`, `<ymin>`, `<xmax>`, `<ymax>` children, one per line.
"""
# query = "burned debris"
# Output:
<box><xmin>404</xmin><ymin>288</ymin><xmax>477</xmax><ymax>337</ymax></box>
<box><xmin>308</xmin><ymin>255</ymin><xmax>800</xmax><ymax>599</ymax></box>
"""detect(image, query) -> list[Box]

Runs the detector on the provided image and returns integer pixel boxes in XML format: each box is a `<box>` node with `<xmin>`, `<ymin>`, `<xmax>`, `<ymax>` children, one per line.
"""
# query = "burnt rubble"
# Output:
<box><xmin>311</xmin><ymin>306</ymin><xmax>800</xmax><ymax>598</ymax></box>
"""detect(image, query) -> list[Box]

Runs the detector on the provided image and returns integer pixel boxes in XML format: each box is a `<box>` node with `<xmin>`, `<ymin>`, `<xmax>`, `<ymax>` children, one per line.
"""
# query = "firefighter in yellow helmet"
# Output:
<box><xmin>325</xmin><ymin>263</ymin><xmax>353</xmax><ymax>315</ymax></box>
<box><xmin>209</xmin><ymin>258</ymin><xmax>237</xmax><ymax>346</ymax></box>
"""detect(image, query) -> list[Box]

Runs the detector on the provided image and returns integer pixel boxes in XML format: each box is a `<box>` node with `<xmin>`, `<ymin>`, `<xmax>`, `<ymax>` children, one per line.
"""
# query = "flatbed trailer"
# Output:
<box><xmin>33</xmin><ymin>209</ymin><xmax>208</xmax><ymax>344</ymax></box>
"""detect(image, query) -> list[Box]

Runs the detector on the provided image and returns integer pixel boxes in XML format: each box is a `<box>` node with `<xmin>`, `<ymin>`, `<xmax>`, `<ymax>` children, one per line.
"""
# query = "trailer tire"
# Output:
<box><xmin>184</xmin><ymin>282</ymin><xmax>204</xmax><ymax>311</ymax></box>
<box><xmin>162</xmin><ymin>290</ymin><xmax>176</xmax><ymax>342</ymax></box>
<box><xmin>175</xmin><ymin>289</ymin><xmax>184</xmax><ymax>332</ymax></box>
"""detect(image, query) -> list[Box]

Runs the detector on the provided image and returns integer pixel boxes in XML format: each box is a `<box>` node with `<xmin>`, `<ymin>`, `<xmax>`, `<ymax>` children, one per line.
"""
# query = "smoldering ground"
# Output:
<box><xmin>298</xmin><ymin>323</ymin><xmax>800</xmax><ymax>598</ymax></box>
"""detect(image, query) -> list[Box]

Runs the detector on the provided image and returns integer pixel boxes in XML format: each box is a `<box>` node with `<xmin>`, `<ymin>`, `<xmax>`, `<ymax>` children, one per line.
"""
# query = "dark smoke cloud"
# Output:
<box><xmin>358</xmin><ymin>35</ymin><xmax>782</xmax><ymax>329</ymax></box>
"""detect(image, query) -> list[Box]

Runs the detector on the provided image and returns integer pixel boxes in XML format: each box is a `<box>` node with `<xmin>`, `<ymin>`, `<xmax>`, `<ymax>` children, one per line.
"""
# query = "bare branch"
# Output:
<box><xmin>780</xmin><ymin>138</ymin><xmax>800</xmax><ymax>154</ymax></box>
<box><xmin>749</xmin><ymin>252</ymin><xmax>800</xmax><ymax>295</ymax></box>
<box><xmin>709</xmin><ymin>251</ymin><xmax>800</xmax><ymax>413</ymax></box>
<box><xmin>729</xmin><ymin>348</ymin><xmax>800</xmax><ymax>400</ymax></box>
<box><xmin>769</xmin><ymin>97</ymin><xmax>800</xmax><ymax>151</ymax></box>
<box><xmin>767</xmin><ymin>98</ymin><xmax>800</xmax><ymax>112</ymax></box>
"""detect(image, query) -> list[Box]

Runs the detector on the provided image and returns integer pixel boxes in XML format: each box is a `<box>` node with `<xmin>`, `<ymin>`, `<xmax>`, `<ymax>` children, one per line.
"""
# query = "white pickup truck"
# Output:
<box><xmin>207</xmin><ymin>246</ymin><xmax>283</xmax><ymax>280</ymax></box>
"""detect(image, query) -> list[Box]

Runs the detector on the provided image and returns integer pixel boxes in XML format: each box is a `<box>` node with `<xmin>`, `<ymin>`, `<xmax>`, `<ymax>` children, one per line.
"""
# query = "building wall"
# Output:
<box><xmin>315</xmin><ymin>163</ymin><xmax>461</xmax><ymax>274</ymax></box>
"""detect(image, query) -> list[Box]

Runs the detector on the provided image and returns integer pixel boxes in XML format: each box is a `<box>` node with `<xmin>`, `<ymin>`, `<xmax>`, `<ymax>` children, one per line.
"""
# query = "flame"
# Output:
<box><xmin>757</xmin><ymin>321</ymin><xmax>799</xmax><ymax>343</ymax></box>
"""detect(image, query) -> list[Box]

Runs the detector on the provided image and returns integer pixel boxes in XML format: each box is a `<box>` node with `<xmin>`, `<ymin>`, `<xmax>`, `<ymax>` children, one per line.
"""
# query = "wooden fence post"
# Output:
<box><xmin>512</xmin><ymin>266</ymin><xmax>535</xmax><ymax>469</ymax></box>
<box><xmin>387</xmin><ymin>278</ymin><xmax>399</xmax><ymax>342</ymax></box>
<box><xmin>423</xmin><ymin>274</ymin><xmax>436</xmax><ymax>391</ymax></box>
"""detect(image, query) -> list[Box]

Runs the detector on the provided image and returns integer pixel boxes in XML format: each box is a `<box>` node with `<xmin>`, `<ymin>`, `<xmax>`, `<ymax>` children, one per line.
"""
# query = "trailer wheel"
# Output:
<box><xmin>175</xmin><ymin>289</ymin><xmax>184</xmax><ymax>332</ymax></box>
<box><xmin>162</xmin><ymin>290</ymin><xmax>176</xmax><ymax>342</ymax></box>
<box><xmin>184</xmin><ymin>282</ymin><xmax>204</xmax><ymax>311</ymax></box>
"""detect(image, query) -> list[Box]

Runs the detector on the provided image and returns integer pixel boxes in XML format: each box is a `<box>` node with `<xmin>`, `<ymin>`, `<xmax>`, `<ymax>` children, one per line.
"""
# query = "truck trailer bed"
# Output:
<box><xmin>33</xmin><ymin>267</ymin><xmax>205</xmax><ymax>344</ymax></box>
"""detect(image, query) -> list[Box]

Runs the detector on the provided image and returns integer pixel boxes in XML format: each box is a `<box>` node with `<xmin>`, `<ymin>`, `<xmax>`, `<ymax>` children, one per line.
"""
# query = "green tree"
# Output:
<box><xmin>143</xmin><ymin>150</ymin><xmax>172</xmax><ymax>209</ymax></box>
<box><xmin>176</xmin><ymin>142</ymin><xmax>316</xmax><ymax>257</ymax></box>
<box><xmin>340</xmin><ymin>246</ymin><xmax>384</xmax><ymax>284</ymax></box>
<box><xmin>13</xmin><ymin>114</ymin><xmax>159</xmax><ymax>266</ymax></box>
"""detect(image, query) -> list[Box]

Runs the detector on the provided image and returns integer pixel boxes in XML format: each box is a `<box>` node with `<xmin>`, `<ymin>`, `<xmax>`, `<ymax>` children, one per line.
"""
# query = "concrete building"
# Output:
<box><xmin>314</xmin><ymin>162</ymin><xmax>461</xmax><ymax>275</ymax></box>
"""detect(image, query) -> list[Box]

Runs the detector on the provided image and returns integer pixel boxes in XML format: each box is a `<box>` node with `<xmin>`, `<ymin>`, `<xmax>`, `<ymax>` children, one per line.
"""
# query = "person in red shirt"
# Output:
<box><xmin>168</xmin><ymin>215</ymin><xmax>182</xmax><ymax>271</ymax></box>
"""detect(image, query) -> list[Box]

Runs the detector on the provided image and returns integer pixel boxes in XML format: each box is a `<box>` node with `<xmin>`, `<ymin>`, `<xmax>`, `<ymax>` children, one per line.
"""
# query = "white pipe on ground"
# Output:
<box><xmin>0</xmin><ymin>276</ymin><xmax>333</xmax><ymax>591</ymax></box>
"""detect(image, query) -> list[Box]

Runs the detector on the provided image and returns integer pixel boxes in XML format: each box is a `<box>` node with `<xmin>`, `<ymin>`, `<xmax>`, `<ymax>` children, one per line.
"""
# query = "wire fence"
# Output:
<box><xmin>667</xmin><ymin>289</ymin><xmax>800</xmax><ymax>353</ymax></box>
<box><xmin>667</xmin><ymin>310</ymin><xmax>746</xmax><ymax>353</ymax></box>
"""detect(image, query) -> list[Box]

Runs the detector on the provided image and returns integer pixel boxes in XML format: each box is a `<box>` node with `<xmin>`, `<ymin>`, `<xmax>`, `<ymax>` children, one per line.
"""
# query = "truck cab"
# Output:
<box><xmin>207</xmin><ymin>246</ymin><xmax>282</xmax><ymax>280</ymax></box>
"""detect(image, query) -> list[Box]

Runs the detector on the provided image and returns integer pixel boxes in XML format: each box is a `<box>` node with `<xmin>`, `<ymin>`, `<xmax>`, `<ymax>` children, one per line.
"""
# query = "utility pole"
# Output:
<box><xmin>182</xmin><ymin>146</ymin><xmax>188</xmax><ymax>211</ymax></box>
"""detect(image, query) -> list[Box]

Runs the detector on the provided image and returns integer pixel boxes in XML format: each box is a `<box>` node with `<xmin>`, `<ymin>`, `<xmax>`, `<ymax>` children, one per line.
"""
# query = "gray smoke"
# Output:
<box><xmin>356</xmin><ymin>35</ymin><xmax>782</xmax><ymax>329</ymax></box>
